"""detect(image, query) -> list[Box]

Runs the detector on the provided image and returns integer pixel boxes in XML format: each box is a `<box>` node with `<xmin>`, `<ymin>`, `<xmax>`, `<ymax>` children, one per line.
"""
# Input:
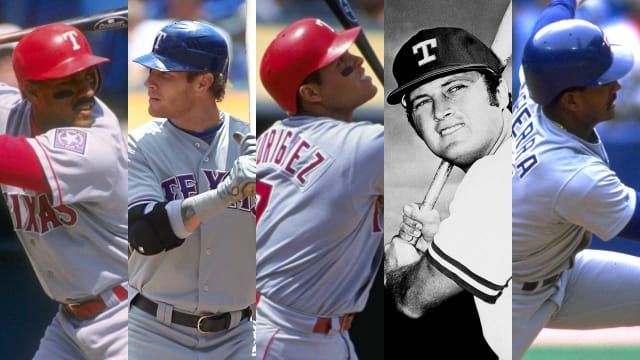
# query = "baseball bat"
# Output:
<box><xmin>323</xmin><ymin>0</ymin><xmax>384</xmax><ymax>85</ymax></box>
<box><xmin>246</xmin><ymin>0</ymin><xmax>256</xmax><ymax>135</ymax></box>
<box><xmin>491</xmin><ymin>1</ymin><xmax>512</xmax><ymax>94</ymax></box>
<box><xmin>0</xmin><ymin>7</ymin><xmax>127</xmax><ymax>44</ymax></box>
<box><xmin>419</xmin><ymin>160</ymin><xmax>454</xmax><ymax>211</ymax></box>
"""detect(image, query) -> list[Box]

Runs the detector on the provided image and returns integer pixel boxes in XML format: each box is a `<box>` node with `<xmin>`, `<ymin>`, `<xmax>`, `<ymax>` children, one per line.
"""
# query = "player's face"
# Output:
<box><xmin>316</xmin><ymin>51</ymin><xmax>378</xmax><ymax>114</ymax></box>
<box><xmin>143</xmin><ymin>70</ymin><xmax>196</xmax><ymax>119</ymax></box>
<box><xmin>577</xmin><ymin>81</ymin><xmax>622</xmax><ymax>122</ymax></box>
<box><xmin>26</xmin><ymin>67</ymin><xmax>98</xmax><ymax>129</ymax></box>
<box><xmin>407</xmin><ymin>71</ymin><xmax>504</xmax><ymax>168</ymax></box>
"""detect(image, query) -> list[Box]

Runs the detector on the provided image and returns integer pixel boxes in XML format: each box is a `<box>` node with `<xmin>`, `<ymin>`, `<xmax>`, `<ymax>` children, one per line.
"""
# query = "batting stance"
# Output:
<box><xmin>256</xmin><ymin>18</ymin><xmax>383</xmax><ymax>359</ymax></box>
<box><xmin>0</xmin><ymin>24</ymin><xmax>128</xmax><ymax>359</ymax></box>
<box><xmin>127</xmin><ymin>21</ymin><xmax>256</xmax><ymax>359</ymax></box>
<box><xmin>512</xmin><ymin>1</ymin><xmax>640</xmax><ymax>358</ymax></box>
<box><xmin>384</xmin><ymin>27</ymin><xmax>512</xmax><ymax>359</ymax></box>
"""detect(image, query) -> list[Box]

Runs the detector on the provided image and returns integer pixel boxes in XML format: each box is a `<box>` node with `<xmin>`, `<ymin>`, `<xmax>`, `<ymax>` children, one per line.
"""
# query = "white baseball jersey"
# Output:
<box><xmin>425</xmin><ymin>139</ymin><xmax>512</xmax><ymax>358</ymax></box>
<box><xmin>256</xmin><ymin>116</ymin><xmax>384</xmax><ymax>316</ymax></box>
<box><xmin>128</xmin><ymin>112</ymin><xmax>256</xmax><ymax>314</ymax></box>
<box><xmin>0</xmin><ymin>83</ymin><xmax>128</xmax><ymax>302</ymax></box>
<box><xmin>426</xmin><ymin>140</ymin><xmax>512</xmax><ymax>303</ymax></box>
<box><xmin>511</xmin><ymin>84</ymin><xmax>636</xmax><ymax>283</ymax></box>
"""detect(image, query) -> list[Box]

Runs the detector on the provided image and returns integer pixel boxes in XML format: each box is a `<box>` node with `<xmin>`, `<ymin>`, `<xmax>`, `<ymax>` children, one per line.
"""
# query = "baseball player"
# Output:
<box><xmin>384</xmin><ymin>27</ymin><xmax>512</xmax><ymax>359</ymax></box>
<box><xmin>127</xmin><ymin>20</ymin><xmax>257</xmax><ymax>360</ymax></box>
<box><xmin>512</xmin><ymin>1</ymin><xmax>640</xmax><ymax>359</ymax></box>
<box><xmin>0</xmin><ymin>24</ymin><xmax>128</xmax><ymax>359</ymax></box>
<box><xmin>255</xmin><ymin>18</ymin><xmax>383</xmax><ymax>359</ymax></box>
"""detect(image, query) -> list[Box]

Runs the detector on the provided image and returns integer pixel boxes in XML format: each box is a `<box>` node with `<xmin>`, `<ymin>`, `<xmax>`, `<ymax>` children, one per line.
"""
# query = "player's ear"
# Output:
<box><xmin>22</xmin><ymin>81</ymin><xmax>38</xmax><ymax>101</ymax></box>
<box><xmin>559</xmin><ymin>90</ymin><xmax>582</xmax><ymax>112</ymax></box>
<box><xmin>196</xmin><ymin>73</ymin><xmax>214</xmax><ymax>92</ymax></box>
<box><xmin>298</xmin><ymin>83</ymin><xmax>321</xmax><ymax>104</ymax></box>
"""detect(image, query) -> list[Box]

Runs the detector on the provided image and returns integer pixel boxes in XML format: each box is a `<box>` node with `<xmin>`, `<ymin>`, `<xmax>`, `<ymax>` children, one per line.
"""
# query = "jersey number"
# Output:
<box><xmin>255</xmin><ymin>180</ymin><xmax>272</xmax><ymax>224</ymax></box>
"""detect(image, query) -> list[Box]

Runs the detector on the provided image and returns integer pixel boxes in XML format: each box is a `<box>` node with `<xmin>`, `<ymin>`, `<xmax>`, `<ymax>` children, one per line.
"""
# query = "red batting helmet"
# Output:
<box><xmin>13</xmin><ymin>23</ymin><xmax>109</xmax><ymax>90</ymax></box>
<box><xmin>260</xmin><ymin>18</ymin><xmax>360</xmax><ymax>115</ymax></box>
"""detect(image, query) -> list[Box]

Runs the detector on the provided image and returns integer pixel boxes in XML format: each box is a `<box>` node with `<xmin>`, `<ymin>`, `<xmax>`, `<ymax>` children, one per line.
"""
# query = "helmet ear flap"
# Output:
<box><xmin>89</xmin><ymin>66</ymin><xmax>102</xmax><ymax>93</ymax></box>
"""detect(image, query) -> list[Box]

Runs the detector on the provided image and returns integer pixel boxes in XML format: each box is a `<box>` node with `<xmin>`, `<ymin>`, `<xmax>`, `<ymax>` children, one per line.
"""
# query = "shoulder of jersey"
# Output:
<box><xmin>128</xmin><ymin>118</ymin><xmax>168</xmax><ymax>140</ymax></box>
<box><xmin>226</xmin><ymin>114</ymin><xmax>250</xmax><ymax>133</ymax></box>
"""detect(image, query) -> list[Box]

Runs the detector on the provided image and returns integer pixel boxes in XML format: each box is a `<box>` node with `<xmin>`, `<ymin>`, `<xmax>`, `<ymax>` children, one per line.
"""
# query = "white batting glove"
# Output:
<box><xmin>233</xmin><ymin>131</ymin><xmax>256</xmax><ymax>157</ymax></box>
<box><xmin>217</xmin><ymin>155</ymin><xmax>256</xmax><ymax>202</ymax></box>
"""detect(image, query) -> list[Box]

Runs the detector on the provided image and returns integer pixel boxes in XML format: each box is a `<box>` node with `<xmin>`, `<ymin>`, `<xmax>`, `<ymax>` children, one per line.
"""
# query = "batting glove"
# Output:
<box><xmin>233</xmin><ymin>132</ymin><xmax>256</xmax><ymax>157</ymax></box>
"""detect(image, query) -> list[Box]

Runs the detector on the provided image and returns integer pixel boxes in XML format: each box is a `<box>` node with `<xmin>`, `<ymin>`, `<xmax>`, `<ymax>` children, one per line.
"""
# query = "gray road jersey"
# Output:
<box><xmin>0</xmin><ymin>85</ymin><xmax>128</xmax><ymax>302</ymax></box>
<box><xmin>256</xmin><ymin>116</ymin><xmax>384</xmax><ymax>316</ymax></box>
<box><xmin>512</xmin><ymin>82</ymin><xmax>635</xmax><ymax>282</ymax></box>
<box><xmin>128</xmin><ymin>112</ymin><xmax>256</xmax><ymax>314</ymax></box>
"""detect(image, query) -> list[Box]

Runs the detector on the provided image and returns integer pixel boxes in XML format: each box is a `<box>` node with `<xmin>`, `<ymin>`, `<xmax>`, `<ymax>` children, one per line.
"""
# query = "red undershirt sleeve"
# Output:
<box><xmin>0</xmin><ymin>135</ymin><xmax>51</xmax><ymax>193</ymax></box>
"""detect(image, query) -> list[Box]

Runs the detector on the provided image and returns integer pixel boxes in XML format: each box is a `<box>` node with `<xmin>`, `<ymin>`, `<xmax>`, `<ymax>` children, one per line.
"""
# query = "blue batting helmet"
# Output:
<box><xmin>522</xmin><ymin>19</ymin><xmax>634</xmax><ymax>106</ymax></box>
<box><xmin>133</xmin><ymin>20</ymin><xmax>229</xmax><ymax>74</ymax></box>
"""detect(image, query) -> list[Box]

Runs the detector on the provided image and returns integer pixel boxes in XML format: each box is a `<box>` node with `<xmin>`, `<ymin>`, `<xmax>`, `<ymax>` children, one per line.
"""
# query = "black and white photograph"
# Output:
<box><xmin>383</xmin><ymin>0</ymin><xmax>512</xmax><ymax>358</ymax></box>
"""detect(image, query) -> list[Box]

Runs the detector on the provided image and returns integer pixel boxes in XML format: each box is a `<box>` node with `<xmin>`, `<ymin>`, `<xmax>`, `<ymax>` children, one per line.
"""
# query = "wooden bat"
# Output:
<box><xmin>323</xmin><ymin>0</ymin><xmax>384</xmax><ymax>85</ymax></box>
<box><xmin>242</xmin><ymin>0</ymin><xmax>257</xmax><ymax>198</ymax></box>
<box><xmin>420</xmin><ymin>160</ymin><xmax>454</xmax><ymax>211</ymax></box>
<box><xmin>0</xmin><ymin>7</ymin><xmax>127</xmax><ymax>44</ymax></box>
<box><xmin>491</xmin><ymin>1</ymin><xmax>512</xmax><ymax>94</ymax></box>
<box><xmin>246</xmin><ymin>0</ymin><xmax>256</xmax><ymax>135</ymax></box>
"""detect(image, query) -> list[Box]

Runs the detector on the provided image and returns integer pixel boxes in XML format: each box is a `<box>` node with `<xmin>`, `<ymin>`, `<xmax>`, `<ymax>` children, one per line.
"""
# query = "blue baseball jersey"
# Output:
<box><xmin>256</xmin><ymin>116</ymin><xmax>384</xmax><ymax>316</ymax></box>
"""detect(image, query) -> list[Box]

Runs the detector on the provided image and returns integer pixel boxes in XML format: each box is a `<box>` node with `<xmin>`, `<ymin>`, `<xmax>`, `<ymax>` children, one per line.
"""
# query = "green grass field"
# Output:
<box><xmin>524</xmin><ymin>345</ymin><xmax>640</xmax><ymax>360</ymax></box>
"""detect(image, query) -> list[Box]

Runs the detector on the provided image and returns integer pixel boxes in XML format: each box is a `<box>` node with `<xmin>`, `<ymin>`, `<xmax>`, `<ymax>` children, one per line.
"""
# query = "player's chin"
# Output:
<box><xmin>73</xmin><ymin>113</ymin><xmax>94</xmax><ymax>128</ymax></box>
<box><xmin>358</xmin><ymin>85</ymin><xmax>378</xmax><ymax>105</ymax></box>
<box><xmin>147</xmin><ymin>104</ymin><xmax>165</xmax><ymax>118</ymax></box>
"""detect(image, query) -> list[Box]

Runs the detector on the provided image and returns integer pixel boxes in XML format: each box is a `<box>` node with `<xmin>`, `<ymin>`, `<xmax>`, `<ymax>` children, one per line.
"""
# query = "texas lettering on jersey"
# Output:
<box><xmin>256</xmin><ymin>127</ymin><xmax>329</xmax><ymax>189</ymax></box>
<box><xmin>160</xmin><ymin>168</ymin><xmax>255</xmax><ymax>214</ymax></box>
<box><xmin>2</xmin><ymin>191</ymin><xmax>78</xmax><ymax>234</ymax></box>
<box><xmin>512</xmin><ymin>91</ymin><xmax>540</xmax><ymax>179</ymax></box>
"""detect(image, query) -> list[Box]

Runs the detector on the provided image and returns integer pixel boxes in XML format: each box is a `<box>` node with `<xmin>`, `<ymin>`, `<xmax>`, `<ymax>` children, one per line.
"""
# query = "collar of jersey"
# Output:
<box><xmin>167</xmin><ymin>116</ymin><xmax>225</xmax><ymax>139</ymax></box>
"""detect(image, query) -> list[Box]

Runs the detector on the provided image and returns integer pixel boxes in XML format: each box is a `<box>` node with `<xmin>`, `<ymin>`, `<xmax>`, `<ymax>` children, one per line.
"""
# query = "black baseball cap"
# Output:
<box><xmin>387</xmin><ymin>27</ymin><xmax>503</xmax><ymax>105</ymax></box>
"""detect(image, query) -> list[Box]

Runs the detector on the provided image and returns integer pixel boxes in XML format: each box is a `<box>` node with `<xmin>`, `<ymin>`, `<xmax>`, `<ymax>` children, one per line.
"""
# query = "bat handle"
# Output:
<box><xmin>420</xmin><ymin>160</ymin><xmax>454</xmax><ymax>211</ymax></box>
<box><xmin>403</xmin><ymin>159</ymin><xmax>453</xmax><ymax>247</ymax></box>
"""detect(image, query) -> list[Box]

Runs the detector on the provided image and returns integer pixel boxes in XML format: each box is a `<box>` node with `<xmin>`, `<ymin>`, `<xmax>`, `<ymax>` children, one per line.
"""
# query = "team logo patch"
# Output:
<box><xmin>53</xmin><ymin>129</ymin><xmax>88</xmax><ymax>154</ymax></box>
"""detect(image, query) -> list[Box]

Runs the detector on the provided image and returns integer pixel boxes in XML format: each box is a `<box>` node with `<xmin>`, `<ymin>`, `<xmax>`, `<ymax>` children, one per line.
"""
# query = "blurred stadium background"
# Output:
<box><xmin>0</xmin><ymin>0</ymin><xmax>127</xmax><ymax>357</ymax></box>
<box><xmin>514</xmin><ymin>0</ymin><xmax>640</xmax><ymax>358</ymax></box>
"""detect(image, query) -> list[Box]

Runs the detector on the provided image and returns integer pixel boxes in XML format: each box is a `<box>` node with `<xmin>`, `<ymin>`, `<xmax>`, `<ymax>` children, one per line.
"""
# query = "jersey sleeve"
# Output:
<box><xmin>25</xmin><ymin>126</ymin><xmax>124</xmax><ymax>207</ymax></box>
<box><xmin>555</xmin><ymin>162</ymin><xmax>636</xmax><ymax>241</ymax></box>
<box><xmin>426</xmin><ymin>147</ymin><xmax>512</xmax><ymax>304</ymax></box>
<box><xmin>127</xmin><ymin>131</ymin><xmax>164</xmax><ymax>208</ymax></box>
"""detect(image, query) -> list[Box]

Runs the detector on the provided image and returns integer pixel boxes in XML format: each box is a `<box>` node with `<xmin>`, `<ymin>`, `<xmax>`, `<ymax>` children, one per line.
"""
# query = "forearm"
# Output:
<box><xmin>180</xmin><ymin>188</ymin><xmax>232</xmax><ymax>232</ymax></box>
<box><xmin>386</xmin><ymin>255</ymin><xmax>462</xmax><ymax>318</ymax></box>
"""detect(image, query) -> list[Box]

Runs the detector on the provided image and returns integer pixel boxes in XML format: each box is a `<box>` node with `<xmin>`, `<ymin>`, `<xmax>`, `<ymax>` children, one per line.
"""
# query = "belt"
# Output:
<box><xmin>63</xmin><ymin>284</ymin><xmax>128</xmax><ymax>320</ymax></box>
<box><xmin>132</xmin><ymin>294</ymin><xmax>252</xmax><ymax>334</ymax></box>
<box><xmin>312</xmin><ymin>314</ymin><xmax>355</xmax><ymax>334</ymax></box>
<box><xmin>521</xmin><ymin>274</ymin><xmax>561</xmax><ymax>291</ymax></box>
